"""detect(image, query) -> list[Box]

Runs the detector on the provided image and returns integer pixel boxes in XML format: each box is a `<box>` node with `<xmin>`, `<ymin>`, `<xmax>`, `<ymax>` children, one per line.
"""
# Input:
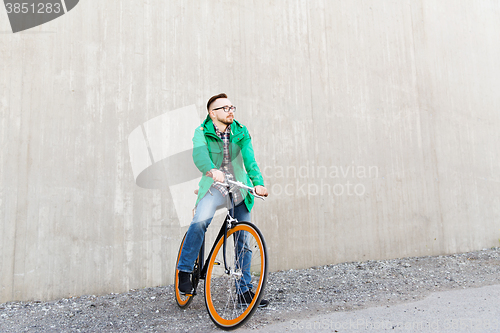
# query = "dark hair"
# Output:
<box><xmin>207</xmin><ymin>93</ymin><xmax>228</xmax><ymax>111</ymax></box>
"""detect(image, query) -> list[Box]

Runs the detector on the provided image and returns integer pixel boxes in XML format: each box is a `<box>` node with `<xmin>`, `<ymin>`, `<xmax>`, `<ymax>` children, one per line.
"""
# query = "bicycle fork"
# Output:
<box><xmin>223</xmin><ymin>214</ymin><xmax>238</xmax><ymax>275</ymax></box>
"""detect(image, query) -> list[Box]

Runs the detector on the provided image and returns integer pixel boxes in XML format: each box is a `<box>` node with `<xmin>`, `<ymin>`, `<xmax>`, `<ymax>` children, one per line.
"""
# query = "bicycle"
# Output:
<box><xmin>174</xmin><ymin>178</ymin><xmax>268</xmax><ymax>330</ymax></box>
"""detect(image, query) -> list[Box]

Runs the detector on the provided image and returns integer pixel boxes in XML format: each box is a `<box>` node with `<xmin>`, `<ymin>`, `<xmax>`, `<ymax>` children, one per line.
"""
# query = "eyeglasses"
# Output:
<box><xmin>212</xmin><ymin>105</ymin><xmax>236</xmax><ymax>113</ymax></box>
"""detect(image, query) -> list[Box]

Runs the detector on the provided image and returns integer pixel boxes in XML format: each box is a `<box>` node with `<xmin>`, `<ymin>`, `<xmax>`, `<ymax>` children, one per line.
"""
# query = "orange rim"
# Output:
<box><xmin>205</xmin><ymin>224</ymin><xmax>266</xmax><ymax>327</ymax></box>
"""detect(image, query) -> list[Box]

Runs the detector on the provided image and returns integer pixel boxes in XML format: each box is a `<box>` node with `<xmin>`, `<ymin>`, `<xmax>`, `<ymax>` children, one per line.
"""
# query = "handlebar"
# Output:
<box><xmin>214</xmin><ymin>179</ymin><xmax>266</xmax><ymax>201</ymax></box>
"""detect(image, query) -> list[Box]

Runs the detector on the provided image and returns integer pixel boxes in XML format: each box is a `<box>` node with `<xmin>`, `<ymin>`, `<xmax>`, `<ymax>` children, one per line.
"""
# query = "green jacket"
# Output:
<box><xmin>192</xmin><ymin>115</ymin><xmax>264</xmax><ymax>212</ymax></box>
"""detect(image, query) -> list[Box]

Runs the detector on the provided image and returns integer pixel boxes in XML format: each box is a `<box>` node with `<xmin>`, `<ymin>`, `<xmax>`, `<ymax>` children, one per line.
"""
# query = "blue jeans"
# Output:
<box><xmin>177</xmin><ymin>188</ymin><xmax>253</xmax><ymax>294</ymax></box>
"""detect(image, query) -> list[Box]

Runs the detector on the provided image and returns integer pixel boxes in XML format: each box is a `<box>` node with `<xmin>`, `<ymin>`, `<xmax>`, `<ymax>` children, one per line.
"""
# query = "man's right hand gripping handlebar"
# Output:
<box><xmin>206</xmin><ymin>169</ymin><xmax>226</xmax><ymax>183</ymax></box>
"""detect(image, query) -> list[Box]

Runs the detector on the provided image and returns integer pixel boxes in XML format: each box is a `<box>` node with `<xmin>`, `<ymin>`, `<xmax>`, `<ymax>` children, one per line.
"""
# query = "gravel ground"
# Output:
<box><xmin>1</xmin><ymin>247</ymin><xmax>499</xmax><ymax>332</ymax></box>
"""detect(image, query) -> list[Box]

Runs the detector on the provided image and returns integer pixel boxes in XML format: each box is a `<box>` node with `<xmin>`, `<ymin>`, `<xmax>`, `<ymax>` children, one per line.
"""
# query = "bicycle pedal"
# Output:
<box><xmin>180</xmin><ymin>289</ymin><xmax>196</xmax><ymax>297</ymax></box>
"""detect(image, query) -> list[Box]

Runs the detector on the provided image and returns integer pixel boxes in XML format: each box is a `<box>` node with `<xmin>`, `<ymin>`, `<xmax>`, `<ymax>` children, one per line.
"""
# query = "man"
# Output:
<box><xmin>177</xmin><ymin>93</ymin><xmax>269</xmax><ymax>307</ymax></box>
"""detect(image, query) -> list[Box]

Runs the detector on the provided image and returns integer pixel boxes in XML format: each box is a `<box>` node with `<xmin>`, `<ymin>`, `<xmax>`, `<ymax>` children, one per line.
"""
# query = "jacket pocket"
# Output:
<box><xmin>231</xmin><ymin>132</ymin><xmax>246</xmax><ymax>143</ymax></box>
<box><xmin>208</xmin><ymin>141</ymin><xmax>223</xmax><ymax>167</ymax></box>
<box><xmin>208</xmin><ymin>141</ymin><xmax>223</xmax><ymax>153</ymax></box>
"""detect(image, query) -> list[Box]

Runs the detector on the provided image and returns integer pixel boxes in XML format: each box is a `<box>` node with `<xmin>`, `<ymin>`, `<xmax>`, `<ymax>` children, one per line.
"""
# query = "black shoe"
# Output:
<box><xmin>238</xmin><ymin>290</ymin><xmax>269</xmax><ymax>308</ymax></box>
<box><xmin>178</xmin><ymin>271</ymin><xmax>193</xmax><ymax>295</ymax></box>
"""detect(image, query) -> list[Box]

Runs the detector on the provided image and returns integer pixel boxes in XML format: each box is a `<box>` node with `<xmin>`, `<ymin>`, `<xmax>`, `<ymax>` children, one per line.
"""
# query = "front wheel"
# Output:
<box><xmin>204</xmin><ymin>222</ymin><xmax>268</xmax><ymax>330</ymax></box>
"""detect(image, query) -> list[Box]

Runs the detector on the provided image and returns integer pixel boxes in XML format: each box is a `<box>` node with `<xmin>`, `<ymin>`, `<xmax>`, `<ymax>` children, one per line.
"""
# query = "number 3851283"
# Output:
<box><xmin>5</xmin><ymin>2</ymin><xmax>62</xmax><ymax>14</ymax></box>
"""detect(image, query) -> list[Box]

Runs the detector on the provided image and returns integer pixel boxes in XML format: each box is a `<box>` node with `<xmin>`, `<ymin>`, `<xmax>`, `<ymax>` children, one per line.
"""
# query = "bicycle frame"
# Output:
<box><xmin>186</xmin><ymin>178</ymin><xmax>265</xmax><ymax>297</ymax></box>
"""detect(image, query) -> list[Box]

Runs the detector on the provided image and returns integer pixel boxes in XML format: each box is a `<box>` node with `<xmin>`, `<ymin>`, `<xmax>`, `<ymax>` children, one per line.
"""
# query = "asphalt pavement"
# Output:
<box><xmin>237</xmin><ymin>284</ymin><xmax>500</xmax><ymax>332</ymax></box>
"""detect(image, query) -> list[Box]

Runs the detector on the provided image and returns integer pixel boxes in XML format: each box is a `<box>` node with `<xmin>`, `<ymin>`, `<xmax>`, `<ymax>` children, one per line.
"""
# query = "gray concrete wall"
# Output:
<box><xmin>1</xmin><ymin>0</ymin><xmax>499</xmax><ymax>302</ymax></box>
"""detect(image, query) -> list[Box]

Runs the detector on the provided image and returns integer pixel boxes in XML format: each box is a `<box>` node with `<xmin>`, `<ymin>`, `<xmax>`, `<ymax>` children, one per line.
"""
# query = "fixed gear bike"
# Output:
<box><xmin>174</xmin><ymin>178</ymin><xmax>268</xmax><ymax>330</ymax></box>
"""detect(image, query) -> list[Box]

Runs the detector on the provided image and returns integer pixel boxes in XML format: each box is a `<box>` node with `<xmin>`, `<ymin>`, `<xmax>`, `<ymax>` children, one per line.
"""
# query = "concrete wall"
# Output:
<box><xmin>1</xmin><ymin>0</ymin><xmax>499</xmax><ymax>302</ymax></box>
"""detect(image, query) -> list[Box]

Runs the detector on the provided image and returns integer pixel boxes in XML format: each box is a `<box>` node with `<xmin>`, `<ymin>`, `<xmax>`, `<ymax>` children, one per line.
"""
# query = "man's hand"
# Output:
<box><xmin>254</xmin><ymin>185</ymin><xmax>268</xmax><ymax>197</ymax></box>
<box><xmin>207</xmin><ymin>169</ymin><xmax>225</xmax><ymax>183</ymax></box>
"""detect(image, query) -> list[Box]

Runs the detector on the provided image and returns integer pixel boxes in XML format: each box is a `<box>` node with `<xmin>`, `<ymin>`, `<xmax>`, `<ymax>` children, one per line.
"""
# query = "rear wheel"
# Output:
<box><xmin>174</xmin><ymin>233</ymin><xmax>200</xmax><ymax>308</ymax></box>
<box><xmin>204</xmin><ymin>222</ymin><xmax>268</xmax><ymax>330</ymax></box>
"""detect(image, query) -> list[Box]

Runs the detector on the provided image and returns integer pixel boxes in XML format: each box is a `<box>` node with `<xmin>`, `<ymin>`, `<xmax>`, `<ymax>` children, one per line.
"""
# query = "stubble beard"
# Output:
<box><xmin>217</xmin><ymin>114</ymin><xmax>234</xmax><ymax>126</ymax></box>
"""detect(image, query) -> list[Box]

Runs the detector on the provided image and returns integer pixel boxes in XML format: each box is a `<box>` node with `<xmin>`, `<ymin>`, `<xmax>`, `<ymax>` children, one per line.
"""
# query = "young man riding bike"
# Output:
<box><xmin>176</xmin><ymin>93</ymin><xmax>269</xmax><ymax>307</ymax></box>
